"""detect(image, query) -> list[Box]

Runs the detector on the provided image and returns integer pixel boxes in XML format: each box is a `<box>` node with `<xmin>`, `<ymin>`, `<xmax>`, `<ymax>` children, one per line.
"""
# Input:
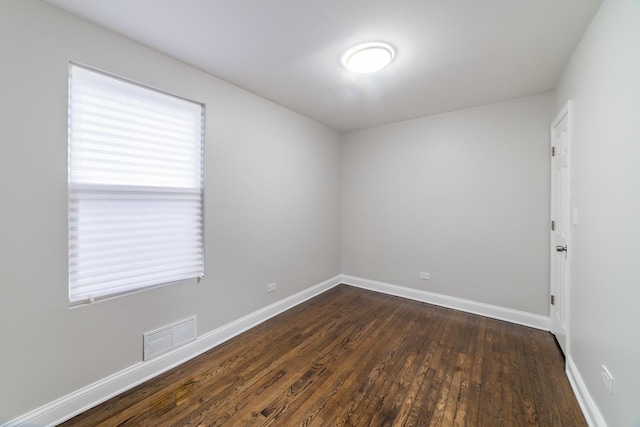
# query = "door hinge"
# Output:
<box><xmin>551</xmin><ymin>220</ymin><xmax>555</xmax><ymax>231</ymax></box>
<box><xmin>551</xmin><ymin>295</ymin><xmax>555</xmax><ymax>305</ymax></box>
<box><xmin>552</xmin><ymin>146</ymin><xmax>556</xmax><ymax>156</ymax></box>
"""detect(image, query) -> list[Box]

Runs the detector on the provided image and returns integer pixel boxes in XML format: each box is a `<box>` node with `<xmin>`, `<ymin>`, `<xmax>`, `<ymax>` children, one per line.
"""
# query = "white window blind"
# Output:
<box><xmin>68</xmin><ymin>64</ymin><xmax>205</xmax><ymax>304</ymax></box>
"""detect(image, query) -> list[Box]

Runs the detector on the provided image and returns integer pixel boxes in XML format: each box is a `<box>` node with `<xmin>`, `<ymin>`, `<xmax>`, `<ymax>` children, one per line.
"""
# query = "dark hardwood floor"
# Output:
<box><xmin>60</xmin><ymin>285</ymin><xmax>586</xmax><ymax>426</ymax></box>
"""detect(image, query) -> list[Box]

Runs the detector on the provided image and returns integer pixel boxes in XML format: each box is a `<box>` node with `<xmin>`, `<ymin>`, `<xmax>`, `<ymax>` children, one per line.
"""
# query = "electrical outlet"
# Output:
<box><xmin>419</xmin><ymin>272</ymin><xmax>431</xmax><ymax>280</ymax></box>
<box><xmin>601</xmin><ymin>365</ymin><xmax>614</xmax><ymax>395</ymax></box>
<box><xmin>267</xmin><ymin>283</ymin><xmax>277</xmax><ymax>293</ymax></box>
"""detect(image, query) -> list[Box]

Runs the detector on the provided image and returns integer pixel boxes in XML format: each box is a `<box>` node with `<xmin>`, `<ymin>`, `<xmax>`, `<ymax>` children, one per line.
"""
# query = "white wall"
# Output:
<box><xmin>555</xmin><ymin>0</ymin><xmax>640</xmax><ymax>425</ymax></box>
<box><xmin>0</xmin><ymin>1</ymin><xmax>341</xmax><ymax>421</ymax></box>
<box><xmin>342</xmin><ymin>93</ymin><xmax>554</xmax><ymax>315</ymax></box>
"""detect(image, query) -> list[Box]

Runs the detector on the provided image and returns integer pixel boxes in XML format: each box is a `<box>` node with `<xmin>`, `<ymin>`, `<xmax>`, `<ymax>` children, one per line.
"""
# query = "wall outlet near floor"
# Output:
<box><xmin>419</xmin><ymin>272</ymin><xmax>431</xmax><ymax>280</ymax></box>
<box><xmin>601</xmin><ymin>365</ymin><xmax>614</xmax><ymax>395</ymax></box>
<box><xmin>267</xmin><ymin>282</ymin><xmax>277</xmax><ymax>293</ymax></box>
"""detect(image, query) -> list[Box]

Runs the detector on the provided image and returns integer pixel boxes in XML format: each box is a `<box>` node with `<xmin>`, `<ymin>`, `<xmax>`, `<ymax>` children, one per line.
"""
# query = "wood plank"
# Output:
<box><xmin>59</xmin><ymin>285</ymin><xmax>587</xmax><ymax>427</ymax></box>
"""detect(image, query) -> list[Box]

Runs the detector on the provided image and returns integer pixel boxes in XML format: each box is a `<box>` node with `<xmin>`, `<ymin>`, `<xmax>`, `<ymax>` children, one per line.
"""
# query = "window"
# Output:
<box><xmin>68</xmin><ymin>64</ymin><xmax>205</xmax><ymax>305</ymax></box>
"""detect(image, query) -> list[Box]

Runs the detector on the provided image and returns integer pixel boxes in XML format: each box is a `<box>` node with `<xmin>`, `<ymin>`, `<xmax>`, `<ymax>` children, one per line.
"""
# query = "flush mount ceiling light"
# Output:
<box><xmin>343</xmin><ymin>42</ymin><xmax>395</xmax><ymax>74</ymax></box>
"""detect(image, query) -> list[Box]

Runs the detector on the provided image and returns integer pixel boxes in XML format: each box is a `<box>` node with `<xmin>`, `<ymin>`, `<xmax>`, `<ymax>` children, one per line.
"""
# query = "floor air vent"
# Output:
<box><xmin>143</xmin><ymin>316</ymin><xmax>197</xmax><ymax>361</ymax></box>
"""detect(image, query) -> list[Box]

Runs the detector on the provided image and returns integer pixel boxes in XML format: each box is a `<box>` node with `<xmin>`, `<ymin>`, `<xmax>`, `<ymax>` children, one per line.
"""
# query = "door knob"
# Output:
<box><xmin>556</xmin><ymin>245</ymin><xmax>567</xmax><ymax>252</ymax></box>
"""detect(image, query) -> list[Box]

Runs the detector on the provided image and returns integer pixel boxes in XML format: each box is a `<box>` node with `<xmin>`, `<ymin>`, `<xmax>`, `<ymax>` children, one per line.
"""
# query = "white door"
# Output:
<box><xmin>550</xmin><ymin>102</ymin><xmax>571</xmax><ymax>355</ymax></box>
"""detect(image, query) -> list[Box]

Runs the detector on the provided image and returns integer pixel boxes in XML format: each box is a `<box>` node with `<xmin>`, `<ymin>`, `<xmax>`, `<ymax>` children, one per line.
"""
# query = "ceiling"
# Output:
<box><xmin>44</xmin><ymin>0</ymin><xmax>602</xmax><ymax>131</ymax></box>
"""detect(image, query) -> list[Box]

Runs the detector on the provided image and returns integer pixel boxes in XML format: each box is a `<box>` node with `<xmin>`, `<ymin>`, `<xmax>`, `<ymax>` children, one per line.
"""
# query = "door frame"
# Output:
<box><xmin>550</xmin><ymin>100</ymin><xmax>572</xmax><ymax>356</ymax></box>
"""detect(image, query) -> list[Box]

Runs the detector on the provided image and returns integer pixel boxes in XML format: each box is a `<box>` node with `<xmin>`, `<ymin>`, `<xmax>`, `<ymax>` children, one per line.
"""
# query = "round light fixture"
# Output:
<box><xmin>343</xmin><ymin>42</ymin><xmax>395</xmax><ymax>74</ymax></box>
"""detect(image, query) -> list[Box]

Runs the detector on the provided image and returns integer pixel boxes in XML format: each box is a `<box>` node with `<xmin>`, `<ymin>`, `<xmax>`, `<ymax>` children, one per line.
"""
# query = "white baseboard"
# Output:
<box><xmin>566</xmin><ymin>356</ymin><xmax>607</xmax><ymax>427</ymax></box>
<box><xmin>4</xmin><ymin>275</ymin><xmax>342</xmax><ymax>427</ymax></box>
<box><xmin>341</xmin><ymin>275</ymin><xmax>550</xmax><ymax>331</ymax></box>
<box><xmin>5</xmin><ymin>274</ymin><xmax>554</xmax><ymax>426</ymax></box>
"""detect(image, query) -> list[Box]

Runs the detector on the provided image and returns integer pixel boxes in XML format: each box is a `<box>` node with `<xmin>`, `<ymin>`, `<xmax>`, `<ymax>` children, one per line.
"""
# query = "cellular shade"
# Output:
<box><xmin>68</xmin><ymin>64</ymin><xmax>205</xmax><ymax>304</ymax></box>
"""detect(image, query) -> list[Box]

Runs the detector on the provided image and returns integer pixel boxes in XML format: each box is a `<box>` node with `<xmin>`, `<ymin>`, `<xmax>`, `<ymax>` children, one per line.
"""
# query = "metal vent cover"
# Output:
<box><xmin>143</xmin><ymin>316</ymin><xmax>197</xmax><ymax>361</ymax></box>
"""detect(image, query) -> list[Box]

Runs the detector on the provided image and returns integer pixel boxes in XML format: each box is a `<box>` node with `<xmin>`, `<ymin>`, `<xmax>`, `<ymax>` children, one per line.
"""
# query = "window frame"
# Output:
<box><xmin>68</xmin><ymin>63</ymin><xmax>205</xmax><ymax>305</ymax></box>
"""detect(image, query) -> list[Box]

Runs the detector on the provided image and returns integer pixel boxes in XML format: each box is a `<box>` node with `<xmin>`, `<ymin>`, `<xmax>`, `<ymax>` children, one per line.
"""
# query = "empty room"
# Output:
<box><xmin>1</xmin><ymin>0</ymin><xmax>638</xmax><ymax>426</ymax></box>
